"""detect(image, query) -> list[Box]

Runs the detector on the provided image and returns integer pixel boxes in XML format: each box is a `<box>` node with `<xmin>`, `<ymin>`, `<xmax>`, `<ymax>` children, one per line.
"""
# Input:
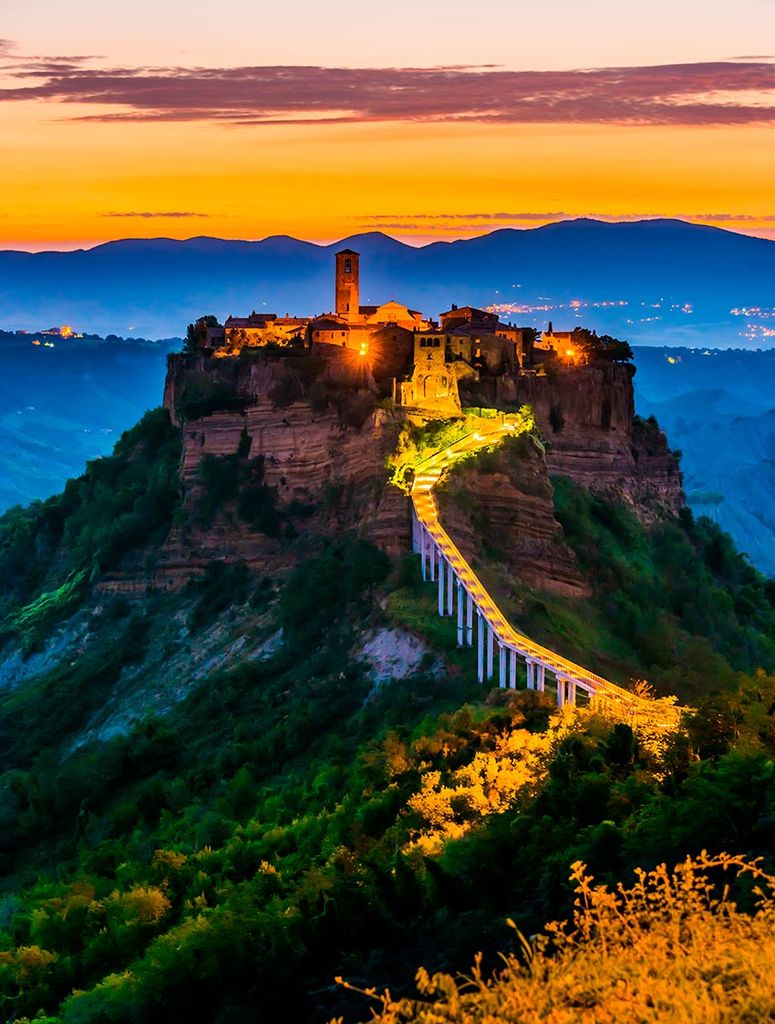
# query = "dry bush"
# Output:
<box><xmin>336</xmin><ymin>852</ymin><xmax>775</xmax><ymax>1023</ymax></box>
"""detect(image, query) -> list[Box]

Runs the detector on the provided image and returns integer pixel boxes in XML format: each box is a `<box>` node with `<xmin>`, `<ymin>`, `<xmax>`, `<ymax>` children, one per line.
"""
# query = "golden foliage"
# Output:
<box><xmin>106</xmin><ymin>885</ymin><xmax>171</xmax><ymax>927</ymax></box>
<box><xmin>339</xmin><ymin>852</ymin><xmax>775</xmax><ymax>1023</ymax></box>
<box><xmin>406</xmin><ymin>711</ymin><xmax>573</xmax><ymax>855</ymax></box>
<box><xmin>152</xmin><ymin>848</ymin><xmax>187</xmax><ymax>874</ymax></box>
<box><xmin>0</xmin><ymin>944</ymin><xmax>57</xmax><ymax>985</ymax></box>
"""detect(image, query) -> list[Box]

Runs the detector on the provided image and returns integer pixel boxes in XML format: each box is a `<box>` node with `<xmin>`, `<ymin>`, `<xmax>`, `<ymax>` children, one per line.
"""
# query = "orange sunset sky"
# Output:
<box><xmin>2</xmin><ymin>0</ymin><xmax>775</xmax><ymax>249</ymax></box>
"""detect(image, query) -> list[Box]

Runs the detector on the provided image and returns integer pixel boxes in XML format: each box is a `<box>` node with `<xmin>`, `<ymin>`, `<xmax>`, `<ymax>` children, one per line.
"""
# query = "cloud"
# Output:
<box><xmin>356</xmin><ymin>211</ymin><xmax>775</xmax><ymax>233</ymax></box>
<box><xmin>362</xmin><ymin>211</ymin><xmax>775</xmax><ymax>224</ymax></box>
<box><xmin>1</xmin><ymin>59</ymin><xmax>775</xmax><ymax>127</ymax></box>
<box><xmin>100</xmin><ymin>210</ymin><xmax>210</xmax><ymax>218</ymax></box>
<box><xmin>0</xmin><ymin>40</ymin><xmax>15</xmax><ymax>56</ymax></box>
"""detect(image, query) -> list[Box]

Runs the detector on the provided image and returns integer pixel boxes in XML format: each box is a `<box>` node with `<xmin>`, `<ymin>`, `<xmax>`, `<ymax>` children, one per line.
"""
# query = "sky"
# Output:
<box><xmin>1</xmin><ymin>0</ymin><xmax>775</xmax><ymax>249</ymax></box>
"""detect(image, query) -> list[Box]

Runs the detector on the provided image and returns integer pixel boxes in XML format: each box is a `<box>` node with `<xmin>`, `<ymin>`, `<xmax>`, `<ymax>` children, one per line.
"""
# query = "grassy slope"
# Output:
<box><xmin>0</xmin><ymin>420</ymin><xmax>774</xmax><ymax>1021</ymax></box>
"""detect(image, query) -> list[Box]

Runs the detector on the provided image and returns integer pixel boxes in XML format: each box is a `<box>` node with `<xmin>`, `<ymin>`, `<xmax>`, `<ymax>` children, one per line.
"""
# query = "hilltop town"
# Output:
<box><xmin>191</xmin><ymin>248</ymin><xmax>633</xmax><ymax>416</ymax></box>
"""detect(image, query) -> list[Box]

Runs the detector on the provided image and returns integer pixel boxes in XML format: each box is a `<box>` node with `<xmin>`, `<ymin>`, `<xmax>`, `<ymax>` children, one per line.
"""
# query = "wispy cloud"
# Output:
<box><xmin>1</xmin><ymin>58</ymin><xmax>774</xmax><ymax>126</ymax></box>
<box><xmin>100</xmin><ymin>210</ymin><xmax>210</xmax><ymax>218</ymax></box>
<box><xmin>354</xmin><ymin>211</ymin><xmax>775</xmax><ymax>234</ymax></box>
<box><xmin>360</xmin><ymin>211</ymin><xmax>775</xmax><ymax>224</ymax></box>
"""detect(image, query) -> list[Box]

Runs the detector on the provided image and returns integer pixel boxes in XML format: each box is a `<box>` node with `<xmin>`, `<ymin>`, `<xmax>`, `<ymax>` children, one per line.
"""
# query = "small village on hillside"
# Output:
<box><xmin>194</xmin><ymin>249</ymin><xmax>632</xmax><ymax>415</ymax></box>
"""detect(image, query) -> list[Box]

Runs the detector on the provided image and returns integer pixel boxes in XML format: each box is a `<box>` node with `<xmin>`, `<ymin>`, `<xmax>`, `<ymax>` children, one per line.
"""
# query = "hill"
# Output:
<box><xmin>0</xmin><ymin>347</ymin><xmax>774</xmax><ymax>1020</ymax></box>
<box><xmin>633</xmin><ymin>347</ymin><xmax>775</xmax><ymax>575</ymax></box>
<box><xmin>2</xmin><ymin>219</ymin><xmax>774</xmax><ymax>344</ymax></box>
<box><xmin>0</xmin><ymin>333</ymin><xmax>179</xmax><ymax>510</ymax></box>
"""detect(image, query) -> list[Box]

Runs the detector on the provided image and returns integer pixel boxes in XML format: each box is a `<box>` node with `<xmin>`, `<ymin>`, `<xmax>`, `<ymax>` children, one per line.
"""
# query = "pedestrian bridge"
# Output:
<box><xmin>410</xmin><ymin>414</ymin><xmax>680</xmax><ymax>726</ymax></box>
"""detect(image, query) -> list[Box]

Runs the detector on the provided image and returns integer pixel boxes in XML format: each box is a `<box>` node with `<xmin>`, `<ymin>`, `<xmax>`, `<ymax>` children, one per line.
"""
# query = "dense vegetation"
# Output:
<box><xmin>0</xmin><ymin>409</ymin><xmax>180</xmax><ymax>650</ymax></box>
<box><xmin>353</xmin><ymin>853</ymin><xmax>775</xmax><ymax>1023</ymax></box>
<box><xmin>437</xmin><ymin>447</ymin><xmax>775</xmax><ymax>703</ymax></box>
<box><xmin>0</xmin><ymin>409</ymin><xmax>774</xmax><ymax>1022</ymax></box>
<box><xmin>549</xmin><ymin>478</ymin><xmax>775</xmax><ymax>698</ymax></box>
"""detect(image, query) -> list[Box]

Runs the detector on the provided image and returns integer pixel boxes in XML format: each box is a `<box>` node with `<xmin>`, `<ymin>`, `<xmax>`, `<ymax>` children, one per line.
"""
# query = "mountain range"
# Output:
<box><xmin>633</xmin><ymin>347</ymin><xmax>775</xmax><ymax>575</ymax></box>
<box><xmin>2</xmin><ymin>218</ymin><xmax>774</xmax><ymax>343</ymax></box>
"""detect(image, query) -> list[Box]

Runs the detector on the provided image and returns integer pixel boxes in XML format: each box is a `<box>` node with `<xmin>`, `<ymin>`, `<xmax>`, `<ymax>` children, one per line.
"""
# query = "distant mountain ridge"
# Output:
<box><xmin>2</xmin><ymin>218</ymin><xmax>774</xmax><ymax>343</ymax></box>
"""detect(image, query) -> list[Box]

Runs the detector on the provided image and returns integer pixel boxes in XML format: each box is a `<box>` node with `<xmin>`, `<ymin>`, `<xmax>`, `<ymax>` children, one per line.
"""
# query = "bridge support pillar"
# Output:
<box><xmin>411</xmin><ymin>507</ymin><xmax>419</xmax><ymax>553</ymax></box>
<box><xmin>486</xmin><ymin>625</ymin><xmax>494</xmax><ymax>681</ymax></box>
<box><xmin>498</xmin><ymin>643</ymin><xmax>506</xmax><ymax>688</ymax></box>
<box><xmin>465</xmin><ymin>591</ymin><xmax>473</xmax><ymax>646</ymax></box>
<box><xmin>556</xmin><ymin>677</ymin><xmax>566</xmax><ymax>708</ymax></box>
<box><xmin>477</xmin><ymin>611</ymin><xmax>484</xmax><ymax>682</ymax></box>
<box><xmin>526</xmin><ymin>660</ymin><xmax>534</xmax><ymax>690</ymax></box>
<box><xmin>567</xmin><ymin>679</ymin><xmax>577</xmax><ymax>705</ymax></box>
<box><xmin>446</xmin><ymin>559</ymin><xmax>454</xmax><ymax>616</ymax></box>
<box><xmin>429</xmin><ymin>541</ymin><xmax>435</xmax><ymax>582</ymax></box>
<box><xmin>536</xmin><ymin>664</ymin><xmax>545</xmax><ymax>692</ymax></box>
<box><xmin>509</xmin><ymin>649</ymin><xmax>517</xmax><ymax>690</ymax></box>
<box><xmin>456</xmin><ymin>582</ymin><xmax>464</xmax><ymax>647</ymax></box>
<box><xmin>437</xmin><ymin>557</ymin><xmax>445</xmax><ymax>616</ymax></box>
<box><xmin>420</xmin><ymin>528</ymin><xmax>427</xmax><ymax>581</ymax></box>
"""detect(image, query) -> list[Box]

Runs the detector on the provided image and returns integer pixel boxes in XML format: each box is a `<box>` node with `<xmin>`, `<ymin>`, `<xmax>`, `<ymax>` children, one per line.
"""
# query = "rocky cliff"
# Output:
<box><xmin>141</xmin><ymin>351</ymin><xmax>405</xmax><ymax>590</ymax></box>
<box><xmin>101</xmin><ymin>352</ymin><xmax>683</xmax><ymax>594</ymax></box>
<box><xmin>488</xmin><ymin>362</ymin><xmax>684</xmax><ymax>520</ymax></box>
<box><xmin>437</xmin><ymin>436</ymin><xmax>591</xmax><ymax>598</ymax></box>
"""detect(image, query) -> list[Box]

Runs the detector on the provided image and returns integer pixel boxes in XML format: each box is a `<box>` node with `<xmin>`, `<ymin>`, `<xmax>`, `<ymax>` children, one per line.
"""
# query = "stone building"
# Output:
<box><xmin>196</xmin><ymin>247</ymin><xmax>546</xmax><ymax>415</ymax></box>
<box><xmin>309</xmin><ymin>248</ymin><xmax>428</xmax><ymax>358</ymax></box>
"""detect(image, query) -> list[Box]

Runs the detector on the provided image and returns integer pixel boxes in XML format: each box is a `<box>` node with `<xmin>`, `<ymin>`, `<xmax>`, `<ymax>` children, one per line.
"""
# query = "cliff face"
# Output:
<box><xmin>115</xmin><ymin>353</ymin><xmax>683</xmax><ymax>593</ymax></box>
<box><xmin>494</xmin><ymin>363</ymin><xmax>684</xmax><ymax>520</ymax></box>
<box><xmin>437</xmin><ymin>438</ymin><xmax>591</xmax><ymax>598</ymax></box>
<box><xmin>147</xmin><ymin>353</ymin><xmax>406</xmax><ymax>589</ymax></box>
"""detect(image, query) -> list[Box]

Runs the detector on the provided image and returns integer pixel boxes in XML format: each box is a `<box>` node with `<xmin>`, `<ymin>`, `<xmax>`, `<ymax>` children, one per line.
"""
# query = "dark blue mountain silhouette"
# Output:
<box><xmin>1</xmin><ymin>219</ymin><xmax>773</xmax><ymax>342</ymax></box>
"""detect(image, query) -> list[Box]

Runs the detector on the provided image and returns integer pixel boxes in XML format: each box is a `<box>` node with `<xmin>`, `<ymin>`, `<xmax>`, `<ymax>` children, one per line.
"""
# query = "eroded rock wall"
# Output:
<box><xmin>437</xmin><ymin>438</ymin><xmax>591</xmax><ymax>598</ymax></box>
<box><xmin>494</xmin><ymin>363</ymin><xmax>684</xmax><ymax>520</ymax></box>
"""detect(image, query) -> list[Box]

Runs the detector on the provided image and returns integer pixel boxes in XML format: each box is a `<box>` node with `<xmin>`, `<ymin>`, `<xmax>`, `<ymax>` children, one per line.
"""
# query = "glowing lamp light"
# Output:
<box><xmin>60</xmin><ymin>325</ymin><xmax>74</xmax><ymax>338</ymax></box>
<box><xmin>359</xmin><ymin>342</ymin><xmax>368</xmax><ymax>357</ymax></box>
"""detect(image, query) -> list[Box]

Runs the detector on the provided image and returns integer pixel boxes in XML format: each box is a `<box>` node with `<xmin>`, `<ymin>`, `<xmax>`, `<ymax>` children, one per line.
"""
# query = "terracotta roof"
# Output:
<box><xmin>312</xmin><ymin>318</ymin><xmax>349</xmax><ymax>331</ymax></box>
<box><xmin>225</xmin><ymin>313</ymin><xmax>277</xmax><ymax>327</ymax></box>
<box><xmin>336</xmin><ymin>248</ymin><xmax>359</xmax><ymax>256</ymax></box>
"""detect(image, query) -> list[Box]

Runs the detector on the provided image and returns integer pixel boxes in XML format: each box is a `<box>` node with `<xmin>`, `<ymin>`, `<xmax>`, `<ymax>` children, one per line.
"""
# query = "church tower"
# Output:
<box><xmin>335</xmin><ymin>249</ymin><xmax>360</xmax><ymax>320</ymax></box>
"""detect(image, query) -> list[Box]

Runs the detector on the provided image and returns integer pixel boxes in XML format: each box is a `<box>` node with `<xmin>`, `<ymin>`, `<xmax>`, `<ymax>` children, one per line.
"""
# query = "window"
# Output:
<box><xmin>344</xmin><ymin>258</ymin><xmax>352</xmax><ymax>274</ymax></box>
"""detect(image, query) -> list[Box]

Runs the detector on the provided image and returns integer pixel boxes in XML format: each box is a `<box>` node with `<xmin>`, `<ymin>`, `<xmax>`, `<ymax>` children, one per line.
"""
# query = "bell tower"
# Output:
<box><xmin>335</xmin><ymin>249</ymin><xmax>360</xmax><ymax>319</ymax></box>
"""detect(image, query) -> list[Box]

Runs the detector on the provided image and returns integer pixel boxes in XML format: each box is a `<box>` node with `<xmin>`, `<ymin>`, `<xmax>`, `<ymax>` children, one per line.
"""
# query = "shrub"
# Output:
<box><xmin>177</xmin><ymin>376</ymin><xmax>249</xmax><ymax>421</ymax></box>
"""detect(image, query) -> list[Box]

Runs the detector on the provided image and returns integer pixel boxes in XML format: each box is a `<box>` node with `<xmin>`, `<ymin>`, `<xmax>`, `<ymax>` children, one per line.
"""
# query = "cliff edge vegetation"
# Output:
<box><xmin>0</xmin><ymin>387</ymin><xmax>774</xmax><ymax>1021</ymax></box>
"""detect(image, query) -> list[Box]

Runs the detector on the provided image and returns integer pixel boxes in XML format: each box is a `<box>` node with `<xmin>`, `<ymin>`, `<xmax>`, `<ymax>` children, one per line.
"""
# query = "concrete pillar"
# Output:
<box><xmin>486</xmin><ymin>625</ymin><xmax>494</xmax><ymax>681</ymax></box>
<box><xmin>456</xmin><ymin>582</ymin><xmax>464</xmax><ymax>647</ymax></box>
<box><xmin>438</xmin><ymin>557</ymin><xmax>445</xmax><ymax>616</ymax></box>
<box><xmin>567</xmin><ymin>679</ymin><xmax>577</xmax><ymax>705</ymax></box>
<box><xmin>411</xmin><ymin>508</ymin><xmax>419</xmax><ymax>552</ymax></box>
<box><xmin>465</xmin><ymin>591</ymin><xmax>474</xmax><ymax>646</ymax></box>
<box><xmin>536</xmin><ymin>664</ymin><xmax>546</xmax><ymax>692</ymax></box>
<box><xmin>420</xmin><ymin>528</ymin><xmax>427</xmax><ymax>581</ymax></box>
<box><xmin>498</xmin><ymin>643</ymin><xmax>506</xmax><ymax>688</ymax></box>
<box><xmin>526</xmin><ymin>661</ymin><xmax>534</xmax><ymax>690</ymax></box>
<box><xmin>429</xmin><ymin>541</ymin><xmax>435</xmax><ymax>582</ymax></box>
<box><xmin>556</xmin><ymin>676</ymin><xmax>565</xmax><ymax>708</ymax></box>
<box><xmin>509</xmin><ymin>649</ymin><xmax>517</xmax><ymax>690</ymax></box>
<box><xmin>446</xmin><ymin>559</ymin><xmax>454</xmax><ymax>616</ymax></box>
<box><xmin>477</xmin><ymin>610</ymin><xmax>484</xmax><ymax>682</ymax></box>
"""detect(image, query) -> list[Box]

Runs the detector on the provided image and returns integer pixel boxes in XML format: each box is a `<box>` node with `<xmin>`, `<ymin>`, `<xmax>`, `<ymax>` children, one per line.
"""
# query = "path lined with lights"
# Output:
<box><xmin>410</xmin><ymin>414</ymin><xmax>679</xmax><ymax>723</ymax></box>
